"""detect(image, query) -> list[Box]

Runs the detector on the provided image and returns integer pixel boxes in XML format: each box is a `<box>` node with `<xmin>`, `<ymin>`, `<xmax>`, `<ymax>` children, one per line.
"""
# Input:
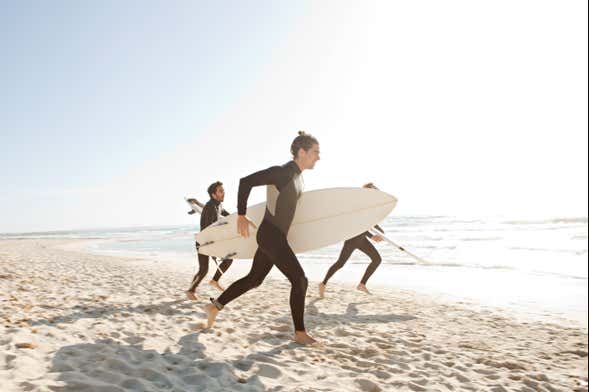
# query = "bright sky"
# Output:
<box><xmin>1</xmin><ymin>1</ymin><xmax>587</xmax><ymax>233</ymax></box>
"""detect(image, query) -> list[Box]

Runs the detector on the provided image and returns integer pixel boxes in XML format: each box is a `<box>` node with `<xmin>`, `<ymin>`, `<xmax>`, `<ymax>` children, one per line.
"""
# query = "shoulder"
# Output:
<box><xmin>261</xmin><ymin>164</ymin><xmax>289</xmax><ymax>178</ymax></box>
<box><xmin>281</xmin><ymin>161</ymin><xmax>299</xmax><ymax>176</ymax></box>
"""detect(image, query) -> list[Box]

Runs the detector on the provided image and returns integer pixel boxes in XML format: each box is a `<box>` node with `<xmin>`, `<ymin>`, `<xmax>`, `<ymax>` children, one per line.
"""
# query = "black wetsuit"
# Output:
<box><xmin>212</xmin><ymin>160</ymin><xmax>308</xmax><ymax>332</ymax></box>
<box><xmin>188</xmin><ymin>198</ymin><xmax>233</xmax><ymax>292</ymax></box>
<box><xmin>322</xmin><ymin>225</ymin><xmax>384</xmax><ymax>285</ymax></box>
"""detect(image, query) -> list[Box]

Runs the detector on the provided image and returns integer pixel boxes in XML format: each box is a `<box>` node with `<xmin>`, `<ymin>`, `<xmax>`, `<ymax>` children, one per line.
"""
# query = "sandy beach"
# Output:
<box><xmin>1</xmin><ymin>238</ymin><xmax>587</xmax><ymax>391</ymax></box>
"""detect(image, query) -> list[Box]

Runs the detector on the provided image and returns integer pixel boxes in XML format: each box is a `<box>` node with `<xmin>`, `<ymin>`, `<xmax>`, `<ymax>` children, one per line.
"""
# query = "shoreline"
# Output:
<box><xmin>70</xmin><ymin>237</ymin><xmax>589</xmax><ymax>331</ymax></box>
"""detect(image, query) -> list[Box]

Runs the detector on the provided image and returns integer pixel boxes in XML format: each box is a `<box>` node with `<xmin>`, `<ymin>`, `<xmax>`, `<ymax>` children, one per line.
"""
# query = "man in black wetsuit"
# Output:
<box><xmin>319</xmin><ymin>183</ymin><xmax>385</xmax><ymax>298</ymax></box>
<box><xmin>204</xmin><ymin>131</ymin><xmax>320</xmax><ymax>345</ymax></box>
<box><xmin>186</xmin><ymin>181</ymin><xmax>234</xmax><ymax>300</ymax></box>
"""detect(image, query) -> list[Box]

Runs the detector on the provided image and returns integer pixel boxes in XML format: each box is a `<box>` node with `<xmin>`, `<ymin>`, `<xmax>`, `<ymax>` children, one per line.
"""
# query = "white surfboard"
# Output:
<box><xmin>185</xmin><ymin>197</ymin><xmax>203</xmax><ymax>215</ymax></box>
<box><xmin>195</xmin><ymin>187</ymin><xmax>397</xmax><ymax>259</ymax></box>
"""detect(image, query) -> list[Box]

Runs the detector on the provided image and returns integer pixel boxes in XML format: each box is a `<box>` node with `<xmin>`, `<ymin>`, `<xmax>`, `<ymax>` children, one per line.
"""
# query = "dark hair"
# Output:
<box><xmin>207</xmin><ymin>181</ymin><xmax>223</xmax><ymax>197</ymax></box>
<box><xmin>290</xmin><ymin>131</ymin><xmax>319</xmax><ymax>159</ymax></box>
<box><xmin>363</xmin><ymin>182</ymin><xmax>378</xmax><ymax>189</ymax></box>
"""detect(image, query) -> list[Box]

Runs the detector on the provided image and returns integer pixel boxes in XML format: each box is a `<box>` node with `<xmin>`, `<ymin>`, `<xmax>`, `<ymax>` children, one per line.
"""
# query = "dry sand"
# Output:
<box><xmin>1</xmin><ymin>239</ymin><xmax>587</xmax><ymax>391</ymax></box>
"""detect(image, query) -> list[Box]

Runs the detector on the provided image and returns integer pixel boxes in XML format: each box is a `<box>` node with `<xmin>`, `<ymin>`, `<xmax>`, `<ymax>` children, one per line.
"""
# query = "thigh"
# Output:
<box><xmin>357</xmin><ymin>238</ymin><xmax>380</xmax><ymax>261</ymax></box>
<box><xmin>198</xmin><ymin>253</ymin><xmax>209</xmax><ymax>269</ymax></box>
<box><xmin>262</xmin><ymin>235</ymin><xmax>304</xmax><ymax>280</ymax></box>
<box><xmin>248</xmin><ymin>247</ymin><xmax>274</xmax><ymax>281</ymax></box>
<box><xmin>337</xmin><ymin>240</ymin><xmax>358</xmax><ymax>263</ymax></box>
<box><xmin>218</xmin><ymin>258</ymin><xmax>233</xmax><ymax>268</ymax></box>
<box><xmin>257</xmin><ymin>221</ymin><xmax>304</xmax><ymax>279</ymax></box>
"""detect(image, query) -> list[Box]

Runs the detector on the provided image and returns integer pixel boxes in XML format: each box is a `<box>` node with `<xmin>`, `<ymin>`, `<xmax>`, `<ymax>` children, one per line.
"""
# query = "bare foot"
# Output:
<box><xmin>204</xmin><ymin>303</ymin><xmax>219</xmax><ymax>329</ymax></box>
<box><xmin>209</xmin><ymin>280</ymin><xmax>225</xmax><ymax>292</ymax></box>
<box><xmin>186</xmin><ymin>291</ymin><xmax>197</xmax><ymax>301</ymax></box>
<box><xmin>293</xmin><ymin>331</ymin><xmax>320</xmax><ymax>345</ymax></box>
<box><xmin>356</xmin><ymin>284</ymin><xmax>371</xmax><ymax>294</ymax></box>
<box><xmin>318</xmin><ymin>283</ymin><xmax>326</xmax><ymax>299</ymax></box>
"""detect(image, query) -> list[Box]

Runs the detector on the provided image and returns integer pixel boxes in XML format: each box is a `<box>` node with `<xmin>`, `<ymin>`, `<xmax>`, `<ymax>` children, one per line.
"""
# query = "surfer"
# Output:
<box><xmin>319</xmin><ymin>183</ymin><xmax>385</xmax><ymax>298</ymax></box>
<box><xmin>204</xmin><ymin>131</ymin><xmax>320</xmax><ymax>345</ymax></box>
<box><xmin>186</xmin><ymin>181</ymin><xmax>234</xmax><ymax>300</ymax></box>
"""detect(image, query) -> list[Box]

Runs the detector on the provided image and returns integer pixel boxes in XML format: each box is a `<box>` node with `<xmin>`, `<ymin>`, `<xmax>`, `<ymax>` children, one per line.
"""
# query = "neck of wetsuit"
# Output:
<box><xmin>291</xmin><ymin>160</ymin><xmax>303</xmax><ymax>174</ymax></box>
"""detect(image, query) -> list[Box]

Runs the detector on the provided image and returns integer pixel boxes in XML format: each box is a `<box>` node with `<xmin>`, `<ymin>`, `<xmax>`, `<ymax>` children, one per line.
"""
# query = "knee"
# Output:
<box><xmin>197</xmin><ymin>265</ymin><xmax>209</xmax><ymax>277</ymax></box>
<box><xmin>333</xmin><ymin>259</ymin><xmax>346</xmax><ymax>269</ymax></box>
<box><xmin>251</xmin><ymin>279</ymin><xmax>263</xmax><ymax>289</ymax></box>
<box><xmin>372</xmin><ymin>254</ymin><xmax>382</xmax><ymax>265</ymax></box>
<box><xmin>249</xmin><ymin>274</ymin><xmax>265</xmax><ymax>289</ymax></box>
<box><xmin>295</xmin><ymin>275</ymin><xmax>308</xmax><ymax>293</ymax></box>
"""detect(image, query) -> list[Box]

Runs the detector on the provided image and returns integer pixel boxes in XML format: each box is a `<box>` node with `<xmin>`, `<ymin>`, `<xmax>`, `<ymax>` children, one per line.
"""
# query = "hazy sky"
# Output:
<box><xmin>1</xmin><ymin>1</ymin><xmax>587</xmax><ymax>233</ymax></box>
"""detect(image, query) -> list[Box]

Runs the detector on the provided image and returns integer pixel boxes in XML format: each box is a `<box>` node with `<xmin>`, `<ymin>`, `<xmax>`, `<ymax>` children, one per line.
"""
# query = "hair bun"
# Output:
<box><xmin>290</xmin><ymin>131</ymin><xmax>319</xmax><ymax>158</ymax></box>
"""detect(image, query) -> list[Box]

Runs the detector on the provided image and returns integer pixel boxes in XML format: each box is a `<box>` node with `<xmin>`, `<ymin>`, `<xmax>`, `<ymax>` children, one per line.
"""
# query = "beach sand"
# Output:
<box><xmin>1</xmin><ymin>239</ymin><xmax>587</xmax><ymax>391</ymax></box>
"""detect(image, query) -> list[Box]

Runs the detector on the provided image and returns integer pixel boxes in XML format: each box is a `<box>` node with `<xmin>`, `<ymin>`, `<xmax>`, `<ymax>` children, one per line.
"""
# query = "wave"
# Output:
<box><xmin>460</xmin><ymin>237</ymin><xmax>503</xmax><ymax>241</ymax></box>
<box><xmin>375</xmin><ymin>258</ymin><xmax>588</xmax><ymax>279</ymax></box>
<box><xmin>572</xmin><ymin>235</ymin><xmax>588</xmax><ymax>240</ymax></box>
<box><xmin>503</xmin><ymin>217</ymin><xmax>588</xmax><ymax>225</ymax></box>
<box><xmin>508</xmin><ymin>246</ymin><xmax>587</xmax><ymax>254</ymax></box>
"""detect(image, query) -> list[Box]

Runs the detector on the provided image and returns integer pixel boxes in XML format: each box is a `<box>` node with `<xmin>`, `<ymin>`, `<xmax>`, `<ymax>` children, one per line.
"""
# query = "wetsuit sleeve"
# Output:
<box><xmin>237</xmin><ymin>166</ymin><xmax>283</xmax><ymax>215</ymax></box>
<box><xmin>200</xmin><ymin>203</ymin><xmax>216</xmax><ymax>231</ymax></box>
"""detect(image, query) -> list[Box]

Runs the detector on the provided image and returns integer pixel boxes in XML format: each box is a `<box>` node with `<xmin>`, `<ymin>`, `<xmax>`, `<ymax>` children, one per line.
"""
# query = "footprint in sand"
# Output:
<box><xmin>234</xmin><ymin>359</ymin><xmax>254</xmax><ymax>371</ymax></box>
<box><xmin>356</xmin><ymin>348</ymin><xmax>380</xmax><ymax>358</ymax></box>
<box><xmin>559</xmin><ymin>350</ymin><xmax>588</xmax><ymax>358</ymax></box>
<box><xmin>355</xmin><ymin>378</ymin><xmax>382</xmax><ymax>392</ymax></box>
<box><xmin>374</xmin><ymin>370</ymin><xmax>390</xmax><ymax>380</ymax></box>
<box><xmin>120</xmin><ymin>378</ymin><xmax>148</xmax><ymax>390</ymax></box>
<box><xmin>87</xmin><ymin>368</ymin><xmax>124</xmax><ymax>384</ymax></box>
<box><xmin>136</xmin><ymin>368</ymin><xmax>173</xmax><ymax>389</ymax></box>
<box><xmin>123</xmin><ymin>335</ymin><xmax>144</xmax><ymax>345</ymax></box>
<box><xmin>355</xmin><ymin>360</ymin><xmax>375</xmax><ymax>368</ymax></box>
<box><xmin>181</xmin><ymin>373</ymin><xmax>208</xmax><ymax>385</ymax></box>
<box><xmin>256</xmin><ymin>363</ymin><xmax>282</xmax><ymax>379</ymax></box>
<box><xmin>269</xmin><ymin>325</ymin><xmax>290</xmax><ymax>332</ymax></box>
<box><xmin>489</xmin><ymin>386</ymin><xmax>509</xmax><ymax>392</ymax></box>
<box><xmin>105</xmin><ymin>358</ymin><xmax>134</xmax><ymax>375</ymax></box>
<box><xmin>4</xmin><ymin>353</ymin><xmax>17</xmax><ymax>368</ymax></box>
<box><xmin>408</xmin><ymin>381</ymin><xmax>427</xmax><ymax>391</ymax></box>
<box><xmin>451</xmin><ymin>371</ymin><xmax>471</xmax><ymax>383</ymax></box>
<box><xmin>189</xmin><ymin>322</ymin><xmax>206</xmax><ymax>330</ymax></box>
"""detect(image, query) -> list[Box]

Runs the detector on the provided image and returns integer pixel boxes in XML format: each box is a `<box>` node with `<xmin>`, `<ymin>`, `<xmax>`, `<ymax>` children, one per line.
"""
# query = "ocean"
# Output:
<box><xmin>3</xmin><ymin>215</ymin><xmax>587</xmax><ymax>328</ymax></box>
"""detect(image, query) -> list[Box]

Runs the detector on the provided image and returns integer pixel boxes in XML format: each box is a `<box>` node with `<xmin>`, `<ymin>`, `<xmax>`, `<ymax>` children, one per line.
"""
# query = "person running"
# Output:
<box><xmin>204</xmin><ymin>131</ymin><xmax>320</xmax><ymax>345</ymax></box>
<box><xmin>319</xmin><ymin>183</ymin><xmax>385</xmax><ymax>298</ymax></box>
<box><xmin>186</xmin><ymin>181</ymin><xmax>234</xmax><ymax>300</ymax></box>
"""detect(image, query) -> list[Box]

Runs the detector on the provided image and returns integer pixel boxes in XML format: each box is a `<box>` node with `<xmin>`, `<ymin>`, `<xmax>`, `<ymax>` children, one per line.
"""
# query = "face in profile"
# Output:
<box><xmin>213</xmin><ymin>185</ymin><xmax>225</xmax><ymax>202</ymax></box>
<box><xmin>299</xmin><ymin>143</ymin><xmax>321</xmax><ymax>170</ymax></box>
